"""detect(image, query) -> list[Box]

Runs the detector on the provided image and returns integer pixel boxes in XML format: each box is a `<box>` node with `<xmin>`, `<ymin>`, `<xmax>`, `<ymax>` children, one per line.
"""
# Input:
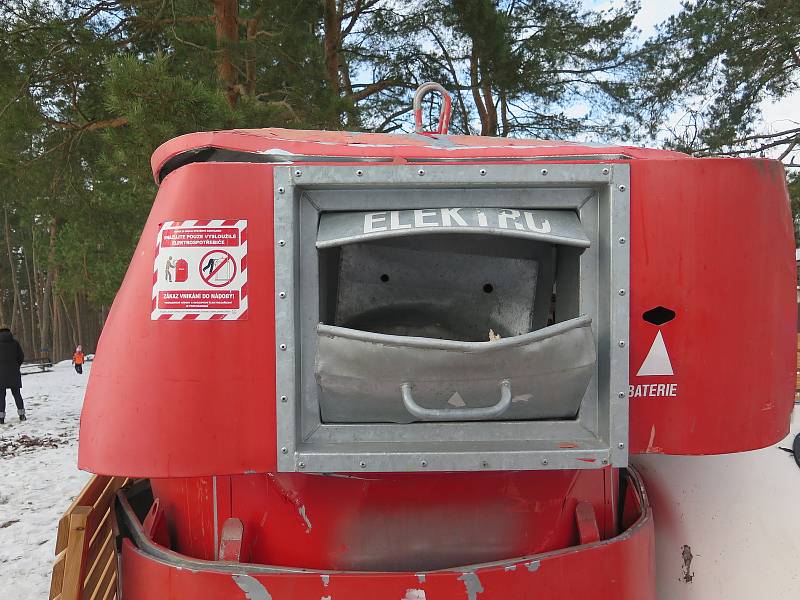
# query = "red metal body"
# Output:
<box><xmin>121</xmin><ymin>469</ymin><xmax>653</xmax><ymax>600</ymax></box>
<box><xmin>76</xmin><ymin>128</ymin><xmax>795</xmax><ymax>599</ymax></box>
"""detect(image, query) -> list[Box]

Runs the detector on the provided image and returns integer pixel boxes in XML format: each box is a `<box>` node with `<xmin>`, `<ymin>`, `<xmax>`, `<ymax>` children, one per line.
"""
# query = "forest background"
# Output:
<box><xmin>1</xmin><ymin>0</ymin><xmax>798</xmax><ymax>359</ymax></box>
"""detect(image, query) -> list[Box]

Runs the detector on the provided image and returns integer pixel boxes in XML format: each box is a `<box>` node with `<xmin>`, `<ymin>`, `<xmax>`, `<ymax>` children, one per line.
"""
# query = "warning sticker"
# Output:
<box><xmin>151</xmin><ymin>220</ymin><xmax>248</xmax><ymax>320</ymax></box>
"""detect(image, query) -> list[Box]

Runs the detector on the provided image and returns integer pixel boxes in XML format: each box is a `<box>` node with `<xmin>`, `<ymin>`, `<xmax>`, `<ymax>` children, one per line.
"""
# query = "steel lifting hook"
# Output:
<box><xmin>413</xmin><ymin>82</ymin><xmax>453</xmax><ymax>135</ymax></box>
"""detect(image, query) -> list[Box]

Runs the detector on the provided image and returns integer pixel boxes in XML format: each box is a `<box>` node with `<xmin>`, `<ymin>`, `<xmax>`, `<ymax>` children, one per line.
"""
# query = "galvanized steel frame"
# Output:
<box><xmin>274</xmin><ymin>163</ymin><xmax>630</xmax><ymax>472</ymax></box>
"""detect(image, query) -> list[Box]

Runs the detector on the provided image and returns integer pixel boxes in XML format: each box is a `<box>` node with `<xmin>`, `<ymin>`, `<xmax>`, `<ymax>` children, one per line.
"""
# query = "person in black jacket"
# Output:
<box><xmin>0</xmin><ymin>325</ymin><xmax>26</xmax><ymax>424</ymax></box>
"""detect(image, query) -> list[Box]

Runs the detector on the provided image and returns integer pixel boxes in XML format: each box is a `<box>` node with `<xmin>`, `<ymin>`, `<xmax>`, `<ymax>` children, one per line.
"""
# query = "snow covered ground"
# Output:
<box><xmin>0</xmin><ymin>361</ymin><xmax>92</xmax><ymax>600</ymax></box>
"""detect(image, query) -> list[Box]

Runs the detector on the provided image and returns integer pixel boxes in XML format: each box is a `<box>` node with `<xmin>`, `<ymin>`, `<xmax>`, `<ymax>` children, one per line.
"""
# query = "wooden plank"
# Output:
<box><xmin>50</xmin><ymin>551</ymin><xmax>66</xmax><ymax>599</ymax></box>
<box><xmin>82</xmin><ymin>538</ymin><xmax>115</xmax><ymax>600</ymax></box>
<box><xmin>56</xmin><ymin>476</ymin><xmax>107</xmax><ymax>553</ymax></box>
<box><xmin>86</xmin><ymin>478</ymin><xmax>124</xmax><ymax>539</ymax></box>
<box><xmin>86</xmin><ymin>508</ymin><xmax>111</xmax><ymax>561</ymax></box>
<box><xmin>85</xmin><ymin>549</ymin><xmax>116</xmax><ymax>600</ymax></box>
<box><xmin>61</xmin><ymin>506</ymin><xmax>92</xmax><ymax>600</ymax></box>
<box><xmin>82</xmin><ymin>527</ymin><xmax>113</xmax><ymax>595</ymax></box>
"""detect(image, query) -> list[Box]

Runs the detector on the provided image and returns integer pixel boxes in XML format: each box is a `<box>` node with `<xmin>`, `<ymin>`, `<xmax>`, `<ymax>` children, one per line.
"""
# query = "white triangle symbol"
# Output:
<box><xmin>447</xmin><ymin>392</ymin><xmax>466</xmax><ymax>407</ymax></box>
<box><xmin>636</xmin><ymin>330</ymin><xmax>674</xmax><ymax>376</ymax></box>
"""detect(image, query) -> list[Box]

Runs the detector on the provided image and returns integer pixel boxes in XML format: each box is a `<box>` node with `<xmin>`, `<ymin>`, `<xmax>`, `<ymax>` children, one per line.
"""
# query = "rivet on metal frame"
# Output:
<box><xmin>281</xmin><ymin>447</ymin><xmax>288</xmax><ymax>454</ymax></box>
<box><xmin>280</xmin><ymin>395</ymin><xmax>287</xmax><ymax>403</ymax></box>
<box><xmin>277</xmin><ymin>187</ymin><xmax>285</xmax><ymax>194</ymax></box>
<box><xmin>278</xmin><ymin>239</ymin><xmax>286</xmax><ymax>247</ymax></box>
<box><xmin>618</xmin><ymin>391</ymin><xmax>626</xmax><ymax>399</ymax></box>
<box><xmin>618</xmin><ymin>184</ymin><xmax>626</xmax><ymax>191</ymax></box>
<box><xmin>541</xmin><ymin>458</ymin><xmax>549</xmax><ymax>465</ymax></box>
<box><xmin>602</xmin><ymin>459</ymin><xmax>608</xmax><ymax>465</ymax></box>
<box><xmin>420</xmin><ymin>460</ymin><xmax>428</xmax><ymax>467</ymax></box>
<box><xmin>279</xmin><ymin>344</ymin><xmax>287</xmax><ymax>351</ymax></box>
<box><xmin>279</xmin><ymin>291</ymin><xmax>286</xmax><ymax>299</ymax></box>
<box><xmin>618</xmin><ymin>340</ymin><xmax>626</xmax><ymax>348</ymax></box>
<box><xmin>294</xmin><ymin>169</ymin><xmax>302</xmax><ymax>177</ymax></box>
<box><xmin>359</xmin><ymin>461</ymin><xmax>367</xmax><ymax>468</ymax></box>
<box><xmin>298</xmin><ymin>461</ymin><xmax>306</xmax><ymax>469</ymax></box>
<box><xmin>479</xmin><ymin>169</ymin><xmax>487</xmax><ymax>176</ymax></box>
<box><xmin>418</xmin><ymin>169</ymin><xmax>425</xmax><ymax>176</ymax></box>
<box><xmin>356</xmin><ymin>169</ymin><xmax>363</xmax><ymax>177</ymax></box>
<box><xmin>618</xmin><ymin>442</ymin><xmax>625</xmax><ymax>449</ymax></box>
<box><xmin>602</xmin><ymin>168</ymin><xmax>610</xmax><ymax>175</ymax></box>
<box><xmin>618</xmin><ymin>289</ymin><xmax>626</xmax><ymax>296</ymax></box>
<box><xmin>481</xmin><ymin>461</ymin><xmax>490</xmax><ymax>468</ymax></box>
<box><xmin>541</xmin><ymin>168</ymin><xmax>548</xmax><ymax>176</ymax></box>
<box><xmin>618</xmin><ymin>237</ymin><xmax>626</xmax><ymax>244</ymax></box>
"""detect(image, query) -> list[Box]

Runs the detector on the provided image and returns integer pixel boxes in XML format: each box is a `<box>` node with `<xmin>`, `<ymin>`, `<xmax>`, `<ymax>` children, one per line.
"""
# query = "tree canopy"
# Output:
<box><xmin>0</xmin><ymin>0</ymin><xmax>798</xmax><ymax>359</ymax></box>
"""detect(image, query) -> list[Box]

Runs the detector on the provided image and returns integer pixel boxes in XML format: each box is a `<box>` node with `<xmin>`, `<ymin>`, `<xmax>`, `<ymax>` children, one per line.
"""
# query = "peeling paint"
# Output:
<box><xmin>321</xmin><ymin>574</ymin><xmax>330</xmax><ymax>587</ymax></box>
<box><xmin>321</xmin><ymin>596</ymin><xmax>332</xmax><ymax>600</ymax></box>
<box><xmin>504</xmin><ymin>565</ymin><xmax>517</xmax><ymax>572</ymax></box>
<box><xmin>232</xmin><ymin>574</ymin><xmax>272</xmax><ymax>600</ymax></box>
<box><xmin>403</xmin><ymin>589</ymin><xmax>426</xmax><ymax>600</ymax></box>
<box><xmin>298</xmin><ymin>505</ymin><xmax>312</xmax><ymax>534</ymax></box>
<box><xmin>416</xmin><ymin>573</ymin><xmax>426</xmax><ymax>583</ymax></box>
<box><xmin>525</xmin><ymin>561</ymin><xmax>540</xmax><ymax>572</ymax></box>
<box><xmin>681</xmin><ymin>545</ymin><xmax>694</xmax><ymax>583</ymax></box>
<box><xmin>458</xmin><ymin>572</ymin><xmax>484</xmax><ymax>600</ymax></box>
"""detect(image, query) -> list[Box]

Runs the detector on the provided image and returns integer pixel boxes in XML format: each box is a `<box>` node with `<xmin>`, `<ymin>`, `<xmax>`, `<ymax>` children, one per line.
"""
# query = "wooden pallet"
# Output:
<box><xmin>50</xmin><ymin>476</ymin><xmax>127</xmax><ymax>600</ymax></box>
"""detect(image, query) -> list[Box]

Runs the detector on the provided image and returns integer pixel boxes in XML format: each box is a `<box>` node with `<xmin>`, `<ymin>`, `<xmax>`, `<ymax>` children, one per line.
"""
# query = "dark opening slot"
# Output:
<box><xmin>318</xmin><ymin>233</ymin><xmax>579</xmax><ymax>342</ymax></box>
<box><xmin>642</xmin><ymin>306</ymin><xmax>676</xmax><ymax>326</ymax></box>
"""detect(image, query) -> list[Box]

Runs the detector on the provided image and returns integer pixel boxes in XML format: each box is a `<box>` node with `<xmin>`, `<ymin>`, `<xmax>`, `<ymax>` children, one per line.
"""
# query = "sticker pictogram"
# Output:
<box><xmin>151</xmin><ymin>220</ymin><xmax>248</xmax><ymax>321</ymax></box>
<box><xmin>199</xmin><ymin>250</ymin><xmax>236</xmax><ymax>287</ymax></box>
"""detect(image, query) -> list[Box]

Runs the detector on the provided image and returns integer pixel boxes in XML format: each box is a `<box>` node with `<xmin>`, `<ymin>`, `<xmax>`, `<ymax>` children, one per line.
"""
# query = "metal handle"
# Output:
<box><xmin>401</xmin><ymin>380</ymin><xmax>512</xmax><ymax>421</ymax></box>
<box><xmin>413</xmin><ymin>82</ymin><xmax>452</xmax><ymax>135</ymax></box>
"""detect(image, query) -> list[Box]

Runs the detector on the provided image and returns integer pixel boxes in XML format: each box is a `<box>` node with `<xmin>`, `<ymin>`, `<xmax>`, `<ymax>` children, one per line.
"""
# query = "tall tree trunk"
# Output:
<box><xmin>470</xmin><ymin>50</ymin><xmax>490</xmax><ymax>135</ymax></box>
<box><xmin>4</xmin><ymin>206</ymin><xmax>26</xmax><ymax>342</ymax></box>
<box><xmin>39</xmin><ymin>218</ymin><xmax>58</xmax><ymax>359</ymax></box>
<box><xmin>212</xmin><ymin>0</ymin><xmax>240</xmax><ymax>106</ymax></box>
<box><xmin>500</xmin><ymin>92</ymin><xmax>510</xmax><ymax>137</ymax></box>
<box><xmin>322</xmin><ymin>0</ymin><xmax>343</xmax><ymax>95</ymax></box>
<box><xmin>60</xmin><ymin>293</ymin><xmax>77</xmax><ymax>349</ymax></box>
<box><xmin>74</xmin><ymin>291</ymin><xmax>83</xmax><ymax>347</ymax></box>
<box><xmin>23</xmin><ymin>248</ymin><xmax>38</xmax><ymax>352</ymax></box>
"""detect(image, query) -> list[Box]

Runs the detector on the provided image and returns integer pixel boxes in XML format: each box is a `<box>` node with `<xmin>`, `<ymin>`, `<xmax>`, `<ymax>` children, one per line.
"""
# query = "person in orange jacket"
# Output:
<box><xmin>72</xmin><ymin>345</ymin><xmax>86</xmax><ymax>374</ymax></box>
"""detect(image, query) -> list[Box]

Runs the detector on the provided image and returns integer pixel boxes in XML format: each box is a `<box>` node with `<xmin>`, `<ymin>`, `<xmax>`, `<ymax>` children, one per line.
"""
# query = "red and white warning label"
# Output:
<box><xmin>151</xmin><ymin>220</ymin><xmax>248</xmax><ymax>320</ymax></box>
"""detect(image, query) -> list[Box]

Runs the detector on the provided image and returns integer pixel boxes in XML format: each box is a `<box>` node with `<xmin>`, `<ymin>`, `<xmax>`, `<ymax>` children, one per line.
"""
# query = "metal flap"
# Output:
<box><xmin>316</xmin><ymin>207</ymin><xmax>590</xmax><ymax>248</ymax></box>
<box><xmin>315</xmin><ymin>315</ymin><xmax>596</xmax><ymax>423</ymax></box>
